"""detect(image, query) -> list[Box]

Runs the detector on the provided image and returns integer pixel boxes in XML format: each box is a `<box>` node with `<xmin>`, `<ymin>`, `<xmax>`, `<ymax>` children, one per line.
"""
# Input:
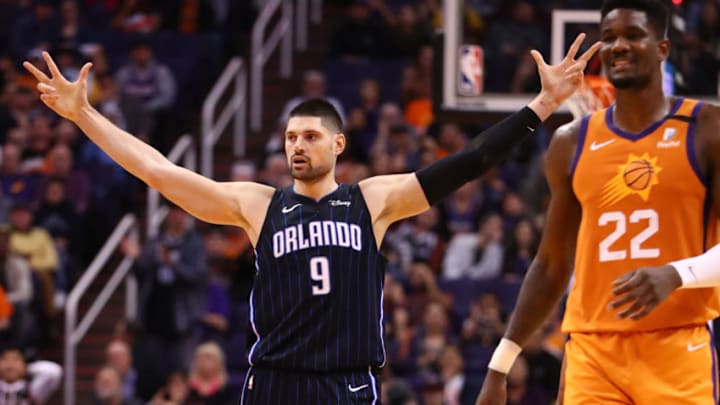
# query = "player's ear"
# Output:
<box><xmin>657</xmin><ymin>38</ymin><xmax>670</xmax><ymax>62</ymax></box>
<box><xmin>334</xmin><ymin>132</ymin><xmax>346</xmax><ymax>156</ymax></box>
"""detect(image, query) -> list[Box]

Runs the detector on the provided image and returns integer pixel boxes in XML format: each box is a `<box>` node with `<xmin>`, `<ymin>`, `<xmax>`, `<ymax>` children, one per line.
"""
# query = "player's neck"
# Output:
<box><xmin>293</xmin><ymin>174</ymin><xmax>338</xmax><ymax>201</ymax></box>
<box><xmin>613</xmin><ymin>79</ymin><xmax>669</xmax><ymax>133</ymax></box>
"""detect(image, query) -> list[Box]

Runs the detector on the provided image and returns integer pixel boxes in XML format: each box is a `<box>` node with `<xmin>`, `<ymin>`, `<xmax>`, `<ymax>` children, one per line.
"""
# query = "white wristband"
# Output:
<box><xmin>670</xmin><ymin>243</ymin><xmax>720</xmax><ymax>289</ymax></box>
<box><xmin>488</xmin><ymin>338</ymin><xmax>522</xmax><ymax>374</ymax></box>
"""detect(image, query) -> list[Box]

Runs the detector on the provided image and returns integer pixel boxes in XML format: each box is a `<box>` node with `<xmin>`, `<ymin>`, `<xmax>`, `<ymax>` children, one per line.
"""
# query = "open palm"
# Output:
<box><xmin>23</xmin><ymin>51</ymin><xmax>92</xmax><ymax>122</ymax></box>
<box><xmin>532</xmin><ymin>33</ymin><xmax>601</xmax><ymax>106</ymax></box>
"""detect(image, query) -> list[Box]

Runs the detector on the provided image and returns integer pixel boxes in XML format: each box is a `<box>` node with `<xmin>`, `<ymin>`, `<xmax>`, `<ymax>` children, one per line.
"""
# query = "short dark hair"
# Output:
<box><xmin>601</xmin><ymin>0</ymin><xmax>670</xmax><ymax>38</ymax></box>
<box><xmin>288</xmin><ymin>99</ymin><xmax>344</xmax><ymax>134</ymax></box>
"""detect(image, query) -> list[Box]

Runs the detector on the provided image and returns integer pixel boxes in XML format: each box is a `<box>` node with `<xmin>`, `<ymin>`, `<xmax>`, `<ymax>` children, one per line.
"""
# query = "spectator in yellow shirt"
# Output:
<box><xmin>8</xmin><ymin>203</ymin><xmax>58</xmax><ymax>320</ymax></box>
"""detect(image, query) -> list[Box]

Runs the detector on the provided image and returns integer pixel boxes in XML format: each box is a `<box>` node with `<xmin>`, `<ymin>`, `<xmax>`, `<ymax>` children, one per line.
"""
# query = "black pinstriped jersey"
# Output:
<box><xmin>248</xmin><ymin>184</ymin><xmax>386</xmax><ymax>371</ymax></box>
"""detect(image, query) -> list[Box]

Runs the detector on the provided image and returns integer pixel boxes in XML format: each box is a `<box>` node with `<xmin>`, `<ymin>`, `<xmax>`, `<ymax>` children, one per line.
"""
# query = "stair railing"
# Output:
<box><xmin>202</xmin><ymin>57</ymin><xmax>247</xmax><ymax>178</ymax></box>
<box><xmin>64</xmin><ymin>134</ymin><xmax>196</xmax><ymax>404</ymax></box>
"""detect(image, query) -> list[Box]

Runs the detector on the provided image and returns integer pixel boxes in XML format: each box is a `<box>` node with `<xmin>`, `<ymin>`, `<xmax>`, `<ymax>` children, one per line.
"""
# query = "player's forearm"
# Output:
<box><xmin>504</xmin><ymin>260</ymin><xmax>570</xmax><ymax>346</ymax></box>
<box><xmin>415</xmin><ymin>106</ymin><xmax>541</xmax><ymax>205</ymax></box>
<box><xmin>74</xmin><ymin>105</ymin><xmax>169</xmax><ymax>185</ymax></box>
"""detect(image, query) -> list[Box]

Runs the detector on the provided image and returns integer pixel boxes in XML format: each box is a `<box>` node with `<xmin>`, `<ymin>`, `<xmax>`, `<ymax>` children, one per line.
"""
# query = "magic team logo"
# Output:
<box><xmin>600</xmin><ymin>153</ymin><xmax>662</xmax><ymax>207</ymax></box>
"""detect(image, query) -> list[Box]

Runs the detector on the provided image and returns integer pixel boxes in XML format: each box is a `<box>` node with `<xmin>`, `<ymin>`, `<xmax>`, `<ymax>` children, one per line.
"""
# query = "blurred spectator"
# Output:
<box><xmin>405</xmin><ymin>261</ymin><xmax>451</xmax><ymax>325</ymax></box>
<box><xmin>382</xmin><ymin>123</ymin><xmax>420</xmax><ymax>173</ymax></box>
<box><xmin>277</xmin><ymin>70</ymin><xmax>346</xmax><ymax>127</ymax></box>
<box><xmin>8</xmin><ymin>203</ymin><xmax>59</xmax><ymax>324</ymax></box>
<box><xmin>122</xmin><ymin>205</ymin><xmax>207</xmax><ymax>399</ymax></box>
<box><xmin>10</xmin><ymin>1</ymin><xmax>60</xmax><ymax>59</ymax></box>
<box><xmin>482</xmin><ymin>1</ymin><xmax>547</xmax><ymax>93</ymax></box>
<box><xmin>1</xmin><ymin>84</ymin><xmax>35</xmax><ymax>136</ymax></box>
<box><xmin>159</xmin><ymin>0</ymin><xmax>218</xmax><ymax>33</ymax></box>
<box><xmin>111</xmin><ymin>0</ymin><xmax>160</xmax><ymax>33</ymax></box>
<box><xmin>433</xmin><ymin>123</ymin><xmax>466</xmax><ymax>160</ymax></box>
<box><xmin>414</xmin><ymin>302</ymin><xmax>455</xmax><ymax>388</ymax></box>
<box><xmin>57</xmin><ymin>0</ymin><xmax>93</xmax><ymax>50</ymax></box>
<box><xmin>330</xmin><ymin>2</ymin><xmax>385</xmax><ymax>60</ymax></box>
<box><xmin>0</xmin><ymin>347</ymin><xmax>62</xmax><ymax>405</ymax></box>
<box><xmin>196</xmin><ymin>259</ymin><xmax>230</xmax><ymax>345</ymax></box>
<box><xmin>377</xmin><ymin>2</ymin><xmax>433</xmax><ymax>59</ymax></box>
<box><xmin>501</xmin><ymin>218</ymin><xmax>538</xmax><ymax>281</ymax></box>
<box><xmin>0</xmin><ymin>286</ymin><xmax>13</xmax><ymax>340</ymax></box>
<box><xmin>385</xmin><ymin>207</ymin><xmax>444</xmax><ymax>273</ymax></box>
<box><xmin>0</xmin><ymin>224</ymin><xmax>34</xmax><ymax>349</ymax></box>
<box><xmin>439</xmin><ymin>346</ymin><xmax>464</xmax><ymax>405</ymax></box>
<box><xmin>89</xmin><ymin>365</ymin><xmax>142</xmax><ymax>405</ymax></box>
<box><xmin>21</xmin><ymin>114</ymin><xmax>55</xmax><ymax>172</ymax></box>
<box><xmin>522</xmin><ymin>327</ymin><xmax>561</xmax><ymax>402</ymax></box>
<box><xmin>258</xmin><ymin>153</ymin><xmax>292</xmax><ymax>188</ymax></box>
<box><xmin>402</xmin><ymin>45</ymin><xmax>433</xmax><ymax>132</ymax></box>
<box><xmin>683</xmin><ymin>0</ymin><xmax>720</xmax><ymax>95</ymax></box>
<box><xmin>1</xmin><ymin>143</ymin><xmax>37</xmax><ymax>204</ymax></box>
<box><xmin>149</xmin><ymin>371</ymin><xmax>190</xmax><ymax>405</ymax></box>
<box><xmin>461</xmin><ymin>292</ymin><xmax>506</xmax><ymax>347</ymax></box>
<box><xmin>382</xmin><ymin>378</ymin><xmax>419</xmax><ymax>405</ymax></box>
<box><xmin>386</xmin><ymin>306</ymin><xmax>416</xmax><ymax>376</ymax></box>
<box><xmin>186</xmin><ymin>342</ymin><xmax>234</xmax><ymax>404</ymax></box>
<box><xmin>442</xmin><ymin>213</ymin><xmax>504</xmax><ymax>280</ymax></box>
<box><xmin>440</xmin><ymin>180</ymin><xmax>483</xmax><ymax>237</ymax></box>
<box><xmin>501</xmin><ymin>191</ymin><xmax>527</xmax><ymax>236</ymax></box>
<box><xmin>114</xmin><ymin>39</ymin><xmax>176</xmax><ymax>150</ymax></box>
<box><xmin>39</xmin><ymin>143</ymin><xmax>91</xmax><ymax>213</ymax></box>
<box><xmin>505</xmin><ymin>355</ymin><xmax>550</xmax><ymax>405</ymax></box>
<box><xmin>105</xmin><ymin>340</ymin><xmax>138</xmax><ymax>402</ymax></box>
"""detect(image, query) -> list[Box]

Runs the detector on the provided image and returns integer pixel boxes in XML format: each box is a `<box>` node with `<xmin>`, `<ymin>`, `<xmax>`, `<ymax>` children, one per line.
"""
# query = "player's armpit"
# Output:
<box><xmin>148</xmin><ymin>164</ymin><xmax>274</xmax><ymax>239</ymax></box>
<box><xmin>358</xmin><ymin>173</ymin><xmax>429</xmax><ymax>243</ymax></box>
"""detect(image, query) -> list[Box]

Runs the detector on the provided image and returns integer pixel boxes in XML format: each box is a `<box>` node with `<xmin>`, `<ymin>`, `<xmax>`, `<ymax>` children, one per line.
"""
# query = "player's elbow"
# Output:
<box><xmin>144</xmin><ymin>161</ymin><xmax>175</xmax><ymax>190</ymax></box>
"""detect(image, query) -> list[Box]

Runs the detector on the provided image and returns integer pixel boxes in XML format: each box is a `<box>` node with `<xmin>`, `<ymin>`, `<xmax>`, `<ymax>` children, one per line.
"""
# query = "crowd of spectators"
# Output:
<box><xmin>0</xmin><ymin>0</ymin><xmax>717</xmax><ymax>404</ymax></box>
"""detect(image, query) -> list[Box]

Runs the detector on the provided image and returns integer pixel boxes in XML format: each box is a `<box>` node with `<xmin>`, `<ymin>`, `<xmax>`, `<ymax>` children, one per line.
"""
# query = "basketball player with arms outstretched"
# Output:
<box><xmin>23</xmin><ymin>35</ymin><xmax>598</xmax><ymax>403</ymax></box>
<box><xmin>477</xmin><ymin>1</ymin><xmax>720</xmax><ymax>404</ymax></box>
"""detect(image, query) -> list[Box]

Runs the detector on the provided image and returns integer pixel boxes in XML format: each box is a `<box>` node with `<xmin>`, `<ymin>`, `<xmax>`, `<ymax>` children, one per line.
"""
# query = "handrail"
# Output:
<box><xmin>64</xmin><ymin>214</ymin><xmax>138</xmax><ymax>405</ymax></box>
<box><xmin>147</xmin><ymin>134</ymin><xmax>196</xmax><ymax>238</ymax></box>
<box><xmin>250</xmin><ymin>0</ymin><xmax>324</xmax><ymax>132</ymax></box>
<box><xmin>311</xmin><ymin>0</ymin><xmax>322</xmax><ymax>24</ymax></box>
<box><xmin>202</xmin><ymin>58</ymin><xmax>247</xmax><ymax>178</ymax></box>
<box><xmin>250</xmin><ymin>0</ymin><xmax>293</xmax><ymax>131</ymax></box>
<box><xmin>296</xmin><ymin>0</ymin><xmax>308</xmax><ymax>51</ymax></box>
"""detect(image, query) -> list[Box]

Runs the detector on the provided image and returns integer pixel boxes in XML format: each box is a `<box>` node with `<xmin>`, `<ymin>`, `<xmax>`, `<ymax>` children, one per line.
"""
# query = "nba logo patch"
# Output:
<box><xmin>458</xmin><ymin>45</ymin><xmax>484</xmax><ymax>96</ymax></box>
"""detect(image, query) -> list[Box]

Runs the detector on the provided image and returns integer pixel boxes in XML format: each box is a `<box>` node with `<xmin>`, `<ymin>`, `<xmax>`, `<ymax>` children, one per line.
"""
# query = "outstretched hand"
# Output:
<box><xmin>532</xmin><ymin>33</ymin><xmax>601</xmax><ymax>108</ymax></box>
<box><xmin>23</xmin><ymin>51</ymin><xmax>93</xmax><ymax>121</ymax></box>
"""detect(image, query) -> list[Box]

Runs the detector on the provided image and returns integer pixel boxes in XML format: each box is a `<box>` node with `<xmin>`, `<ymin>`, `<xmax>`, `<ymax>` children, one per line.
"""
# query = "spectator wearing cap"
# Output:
<box><xmin>8</xmin><ymin>202</ymin><xmax>59</xmax><ymax>323</ymax></box>
<box><xmin>0</xmin><ymin>224</ymin><xmax>34</xmax><ymax>348</ymax></box>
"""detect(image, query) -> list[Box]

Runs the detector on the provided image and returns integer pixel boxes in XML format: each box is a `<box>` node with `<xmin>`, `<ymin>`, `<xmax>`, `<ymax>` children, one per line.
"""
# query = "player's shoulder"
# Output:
<box><xmin>697</xmin><ymin>101</ymin><xmax>720</xmax><ymax>129</ymax></box>
<box><xmin>552</xmin><ymin>117</ymin><xmax>586</xmax><ymax>144</ymax></box>
<box><xmin>694</xmin><ymin>101</ymin><xmax>720</xmax><ymax>147</ymax></box>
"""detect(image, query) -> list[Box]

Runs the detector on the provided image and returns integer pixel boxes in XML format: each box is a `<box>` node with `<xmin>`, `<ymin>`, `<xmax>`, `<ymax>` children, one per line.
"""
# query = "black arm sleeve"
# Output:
<box><xmin>416</xmin><ymin>106</ymin><xmax>541</xmax><ymax>205</ymax></box>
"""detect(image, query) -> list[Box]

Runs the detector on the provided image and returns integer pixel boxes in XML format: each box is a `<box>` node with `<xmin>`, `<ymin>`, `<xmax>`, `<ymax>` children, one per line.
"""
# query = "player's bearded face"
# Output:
<box><xmin>285</xmin><ymin>117</ymin><xmax>336</xmax><ymax>182</ymax></box>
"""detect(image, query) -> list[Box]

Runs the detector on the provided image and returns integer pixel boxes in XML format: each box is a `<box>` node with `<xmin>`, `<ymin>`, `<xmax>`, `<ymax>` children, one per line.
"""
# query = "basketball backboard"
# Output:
<box><xmin>432</xmin><ymin>2</ymin><xmax>719</xmax><ymax>125</ymax></box>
